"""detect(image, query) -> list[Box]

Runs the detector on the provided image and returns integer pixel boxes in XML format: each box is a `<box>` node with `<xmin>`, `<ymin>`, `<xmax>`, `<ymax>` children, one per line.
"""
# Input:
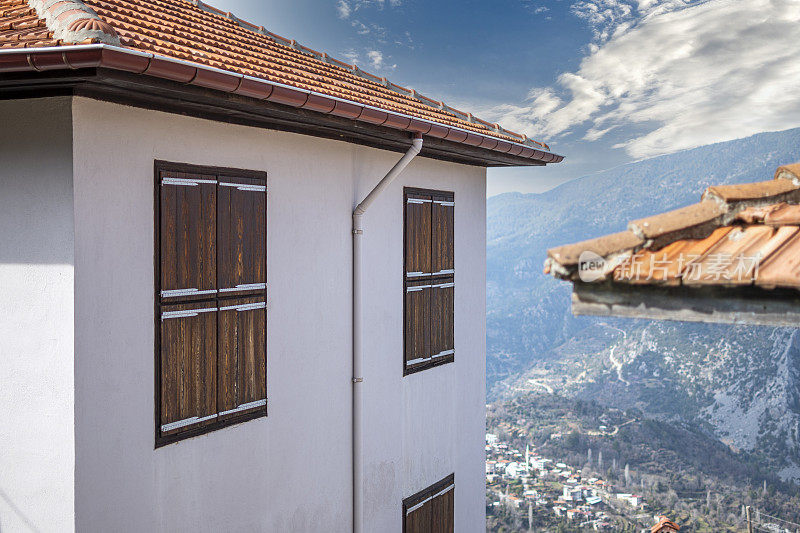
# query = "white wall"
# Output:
<box><xmin>357</xmin><ymin>144</ymin><xmax>487</xmax><ymax>532</ymax></box>
<box><xmin>0</xmin><ymin>98</ymin><xmax>75</xmax><ymax>532</ymax></box>
<box><xmin>71</xmin><ymin>97</ymin><xmax>486</xmax><ymax>532</ymax></box>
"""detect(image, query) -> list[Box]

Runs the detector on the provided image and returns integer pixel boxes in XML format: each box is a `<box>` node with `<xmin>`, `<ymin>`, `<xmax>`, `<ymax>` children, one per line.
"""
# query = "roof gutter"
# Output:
<box><xmin>352</xmin><ymin>133</ymin><xmax>423</xmax><ymax>533</ymax></box>
<box><xmin>0</xmin><ymin>44</ymin><xmax>563</xmax><ymax>165</ymax></box>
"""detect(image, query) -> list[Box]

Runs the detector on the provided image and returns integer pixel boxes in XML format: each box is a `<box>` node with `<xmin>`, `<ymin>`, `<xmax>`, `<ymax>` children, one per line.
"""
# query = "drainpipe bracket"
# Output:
<box><xmin>352</xmin><ymin>229</ymin><xmax>363</xmax><ymax>235</ymax></box>
<box><xmin>352</xmin><ymin>377</ymin><xmax>364</xmax><ymax>383</ymax></box>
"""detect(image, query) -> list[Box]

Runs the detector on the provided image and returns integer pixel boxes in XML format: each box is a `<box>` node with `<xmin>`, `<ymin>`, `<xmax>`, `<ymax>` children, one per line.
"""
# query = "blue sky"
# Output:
<box><xmin>211</xmin><ymin>0</ymin><xmax>800</xmax><ymax>196</ymax></box>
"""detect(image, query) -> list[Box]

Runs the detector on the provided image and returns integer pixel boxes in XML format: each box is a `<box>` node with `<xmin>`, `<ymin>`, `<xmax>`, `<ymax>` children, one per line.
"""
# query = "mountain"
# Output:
<box><xmin>486</xmin><ymin>127</ymin><xmax>800</xmax><ymax>481</ymax></box>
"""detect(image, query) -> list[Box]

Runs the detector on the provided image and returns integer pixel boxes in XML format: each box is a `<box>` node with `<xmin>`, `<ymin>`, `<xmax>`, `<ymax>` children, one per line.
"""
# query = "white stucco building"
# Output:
<box><xmin>0</xmin><ymin>1</ymin><xmax>562</xmax><ymax>531</ymax></box>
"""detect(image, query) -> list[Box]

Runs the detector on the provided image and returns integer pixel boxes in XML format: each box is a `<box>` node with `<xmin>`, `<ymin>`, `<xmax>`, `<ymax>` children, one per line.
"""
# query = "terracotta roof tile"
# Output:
<box><xmin>548</xmin><ymin>161</ymin><xmax>800</xmax><ymax>291</ymax></box>
<box><xmin>547</xmin><ymin>231</ymin><xmax>644</xmax><ymax>267</ymax></box>
<box><xmin>775</xmin><ymin>163</ymin><xmax>800</xmax><ymax>182</ymax></box>
<box><xmin>757</xmin><ymin>231</ymin><xmax>800</xmax><ymax>289</ymax></box>
<box><xmin>651</xmin><ymin>517</ymin><xmax>680</xmax><ymax>533</ymax></box>
<box><xmin>629</xmin><ymin>201</ymin><xmax>726</xmax><ymax>240</ymax></box>
<box><xmin>737</xmin><ymin>203</ymin><xmax>800</xmax><ymax>225</ymax></box>
<box><xmin>703</xmin><ymin>179</ymin><xmax>800</xmax><ymax>203</ymax></box>
<box><xmin>681</xmin><ymin>225</ymin><xmax>797</xmax><ymax>286</ymax></box>
<box><xmin>613</xmin><ymin>227</ymin><xmax>732</xmax><ymax>285</ymax></box>
<box><xmin>0</xmin><ymin>0</ymin><xmax>558</xmax><ymax>154</ymax></box>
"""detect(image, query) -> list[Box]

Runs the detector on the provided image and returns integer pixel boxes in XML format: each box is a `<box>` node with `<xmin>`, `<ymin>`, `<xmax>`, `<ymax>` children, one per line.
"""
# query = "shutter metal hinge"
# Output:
<box><xmin>353</xmin><ymin>229</ymin><xmax>363</xmax><ymax>235</ymax></box>
<box><xmin>352</xmin><ymin>377</ymin><xmax>363</xmax><ymax>383</ymax></box>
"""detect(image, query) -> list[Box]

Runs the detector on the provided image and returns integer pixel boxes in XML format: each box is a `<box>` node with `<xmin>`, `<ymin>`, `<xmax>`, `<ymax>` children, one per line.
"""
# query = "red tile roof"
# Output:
<box><xmin>651</xmin><ymin>516</ymin><xmax>680</xmax><ymax>533</ymax></box>
<box><xmin>545</xmin><ymin>163</ymin><xmax>800</xmax><ymax>289</ymax></box>
<box><xmin>0</xmin><ymin>0</ymin><xmax>563</xmax><ymax>163</ymax></box>
<box><xmin>0</xmin><ymin>0</ymin><xmax>53</xmax><ymax>47</ymax></box>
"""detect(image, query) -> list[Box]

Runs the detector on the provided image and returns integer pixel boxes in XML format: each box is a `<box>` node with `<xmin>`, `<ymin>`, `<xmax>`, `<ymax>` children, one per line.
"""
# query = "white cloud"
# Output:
<box><xmin>337</xmin><ymin>0</ymin><xmax>402</xmax><ymax>19</ymax></box>
<box><xmin>340</xmin><ymin>49</ymin><xmax>396</xmax><ymax>72</ymax></box>
<box><xmin>488</xmin><ymin>0</ymin><xmax>800</xmax><ymax>159</ymax></box>
<box><xmin>367</xmin><ymin>50</ymin><xmax>384</xmax><ymax>68</ymax></box>
<box><xmin>336</xmin><ymin>0</ymin><xmax>351</xmax><ymax>19</ymax></box>
<box><xmin>341</xmin><ymin>49</ymin><xmax>360</xmax><ymax>65</ymax></box>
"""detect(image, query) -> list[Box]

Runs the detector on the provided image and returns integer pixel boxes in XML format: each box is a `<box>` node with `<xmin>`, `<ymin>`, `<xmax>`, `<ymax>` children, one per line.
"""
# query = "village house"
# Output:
<box><xmin>0</xmin><ymin>0</ymin><xmax>563</xmax><ymax>531</ymax></box>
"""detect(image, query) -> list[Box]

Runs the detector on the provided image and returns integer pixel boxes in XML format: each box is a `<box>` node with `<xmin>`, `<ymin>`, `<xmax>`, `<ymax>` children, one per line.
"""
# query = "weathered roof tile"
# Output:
<box><xmin>629</xmin><ymin>201</ymin><xmax>725</xmax><ymax>240</ymax></box>
<box><xmin>547</xmin><ymin>231</ymin><xmax>643</xmax><ymax>267</ymax></box>
<box><xmin>775</xmin><ymin>163</ymin><xmax>800</xmax><ymax>183</ymax></box>
<box><xmin>703</xmin><ymin>179</ymin><xmax>800</xmax><ymax>203</ymax></box>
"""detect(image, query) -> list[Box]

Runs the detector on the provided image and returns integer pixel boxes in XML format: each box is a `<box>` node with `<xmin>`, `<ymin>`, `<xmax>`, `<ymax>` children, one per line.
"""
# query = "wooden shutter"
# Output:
<box><xmin>156</xmin><ymin>162</ymin><xmax>267</xmax><ymax>446</ymax></box>
<box><xmin>429</xmin><ymin>280</ymin><xmax>454</xmax><ymax>363</ymax></box>
<box><xmin>403</xmin><ymin>475</ymin><xmax>454</xmax><ymax>533</ymax></box>
<box><xmin>218</xmin><ymin>296</ymin><xmax>267</xmax><ymax>419</ymax></box>
<box><xmin>217</xmin><ymin>176</ymin><xmax>266</xmax><ymax>294</ymax></box>
<box><xmin>405</xmin><ymin>279</ymin><xmax>431</xmax><ymax>369</ymax></box>
<box><xmin>159</xmin><ymin>301</ymin><xmax>218</xmax><ymax>435</ymax></box>
<box><xmin>430</xmin><ymin>485</ymin><xmax>455</xmax><ymax>533</ymax></box>
<box><xmin>405</xmin><ymin>193</ymin><xmax>432</xmax><ymax>278</ymax></box>
<box><xmin>159</xmin><ymin>171</ymin><xmax>217</xmax><ymax>300</ymax></box>
<box><xmin>431</xmin><ymin>195</ymin><xmax>454</xmax><ymax>275</ymax></box>
<box><xmin>404</xmin><ymin>189</ymin><xmax>454</xmax><ymax>375</ymax></box>
<box><xmin>405</xmin><ymin>500</ymin><xmax>432</xmax><ymax>533</ymax></box>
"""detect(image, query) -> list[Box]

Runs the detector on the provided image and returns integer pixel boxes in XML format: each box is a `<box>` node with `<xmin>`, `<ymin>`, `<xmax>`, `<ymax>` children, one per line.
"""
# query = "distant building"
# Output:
<box><xmin>616</xmin><ymin>493</ymin><xmax>643</xmax><ymax>507</ymax></box>
<box><xmin>563</xmin><ymin>486</ymin><xmax>583</xmax><ymax>501</ymax></box>
<box><xmin>486</xmin><ymin>433</ymin><xmax>499</xmax><ymax>445</ymax></box>
<box><xmin>505</xmin><ymin>462</ymin><xmax>523</xmax><ymax>478</ymax></box>
<box><xmin>585</xmin><ymin>496</ymin><xmax>603</xmax><ymax>506</ymax></box>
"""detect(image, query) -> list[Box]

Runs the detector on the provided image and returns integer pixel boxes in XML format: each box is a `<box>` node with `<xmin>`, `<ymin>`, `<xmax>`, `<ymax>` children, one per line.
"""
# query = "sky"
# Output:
<box><xmin>210</xmin><ymin>0</ymin><xmax>800</xmax><ymax>196</ymax></box>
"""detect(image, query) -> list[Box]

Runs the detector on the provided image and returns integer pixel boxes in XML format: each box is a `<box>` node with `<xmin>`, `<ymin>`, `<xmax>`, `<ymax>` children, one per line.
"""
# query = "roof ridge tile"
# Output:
<box><xmin>27</xmin><ymin>0</ymin><xmax>119</xmax><ymax>44</ymax></box>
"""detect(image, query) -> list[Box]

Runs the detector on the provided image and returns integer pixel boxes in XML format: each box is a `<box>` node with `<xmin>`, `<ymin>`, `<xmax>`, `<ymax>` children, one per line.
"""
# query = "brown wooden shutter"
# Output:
<box><xmin>430</xmin><ymin>486</ymin><xmax>455</xmax><ymax>533</ymax></box>
<box><xmin>217</xmin><ymin>296</ymin><xmax>267</xmax><ymax>419</ymax></box>
<box><xmin>405</xmin><ymin>193</ymin><xmax>432</xmax><ymax>277</ymax></box>
<box><xmin>159</xmin><ymin>301</ymin><xmax>218</xmax><ymax>435</ymax></box>
<box><xmin>159</xmin><ymin>171</ymin><xmax>217</xmax><ymax>299</ymax></box>
<box><xmin>217</xmin><ymin>176</ymin><xmax>266</xmax><ymax>294</ymax></box>
<box><xmin>403</xmin><ymin>475</ymin><xmax>454</xmax><ymax>533</ymax></box>
<box><xmin>429</xmin><ymin>280</ymin><xmax>454</xmax><ymax>363</ymax></box>
<box><xmin>404</xmin><ymin>499</ymin><xmax>432</xmax><ymax>533</ymax></box>
<box><xmin>405</xmin><ymin>279</ymin><xmax>431</xmax><ymax>370</ymax></box>
<box><xmin>431</xmin><ymin>195</ymin><xmax>454</xmax><ymax>275</ymax></box>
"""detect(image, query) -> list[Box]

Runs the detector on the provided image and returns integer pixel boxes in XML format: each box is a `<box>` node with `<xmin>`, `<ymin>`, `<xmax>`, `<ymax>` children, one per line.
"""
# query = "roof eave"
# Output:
<box><xmin>571</xmin><ymin>281</ymin><xmax>800</xmax><ymax>328</ymax></box>
<box><xmin>0</xmin><ymin>44</ymin><xmax>564</xmax><ymax>167</ymax></box>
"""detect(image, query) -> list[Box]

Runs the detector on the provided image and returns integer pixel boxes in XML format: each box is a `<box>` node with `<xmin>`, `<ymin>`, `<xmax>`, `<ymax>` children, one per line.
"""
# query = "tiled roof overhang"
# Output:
<box><xmin>544</xmin><ymin>164</ymin><xmax>800</xmax><ymax>327</ymax></box>
<box><xmin>0</xmin><ymin>44</ymin><xmax>564</xmax><ymax>167</ymax></box>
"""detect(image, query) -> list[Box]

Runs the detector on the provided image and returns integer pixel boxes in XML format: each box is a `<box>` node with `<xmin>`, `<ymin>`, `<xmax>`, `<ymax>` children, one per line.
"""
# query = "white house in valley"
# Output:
<box><xmin>0</xmin><ymin>0</ymin><xmax>563</xmax><ymax>531</ymax></box>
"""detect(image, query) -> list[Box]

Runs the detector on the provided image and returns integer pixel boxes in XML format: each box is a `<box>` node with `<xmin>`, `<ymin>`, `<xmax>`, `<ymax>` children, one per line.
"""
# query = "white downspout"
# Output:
<box><xmin>352</xmin><ymin>133</ymin><xmax>423</xmax><ymax>533</ymax></box>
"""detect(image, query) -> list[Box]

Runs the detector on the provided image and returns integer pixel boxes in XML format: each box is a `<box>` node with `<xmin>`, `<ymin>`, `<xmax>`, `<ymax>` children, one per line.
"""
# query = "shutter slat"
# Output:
<box><xmin>160</xmin><ymin>171</ymin><xmax>217</xmax><ymax>298</ymax></box>
<box><xmin>405</xmin><ymin>499</ymin><xmax>432</xmax><ymax>533</ymax></box>
<box><xmin>405</xmin><ymin>280</ymin><xmax>431</xmax><ymax>369</ymax></box>
<box><xmin>430</xmin><ymin>280</ymin><xmax>454</xmax><ymax>361</ymax></box>
<box><xmin>432</xmin><ymin>194</ymin><xmax>454</xmax><ymax>275</ymax></box>
<box><xmin>218</xmin><ymin>296</ymin><xmax>267</xmax><ymax>419</ymax></box>
<box><xmin>430</xmin><ymin>485</ymin><xmax>454</xmax><ymax>533</ymax></box>
<box><xmin>217</xmin><ymin>176</ymin><xmax>266</xmax><ymax>294</ymax></box>
<box><xmin>159</xmin><ymin>301</ymin><xmax>217</xmax><ymax>435</ymax></box>
<box><xmin>405</xmin><ymin>193</ymin><xmax>432</xmax><ymax>276</ymax></box>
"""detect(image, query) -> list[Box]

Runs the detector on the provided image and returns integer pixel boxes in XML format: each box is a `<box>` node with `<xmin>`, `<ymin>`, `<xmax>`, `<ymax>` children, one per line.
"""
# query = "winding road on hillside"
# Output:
<box><xmin>601</xmin><ymin>324</ymin><xmax>630</xmax><ymax>386</ymax></box>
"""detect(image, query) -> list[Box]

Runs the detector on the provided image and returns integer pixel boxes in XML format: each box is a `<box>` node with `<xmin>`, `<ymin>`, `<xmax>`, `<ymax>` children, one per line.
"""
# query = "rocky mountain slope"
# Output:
<box><xmin>487</xmin><ymin>127</ymin><xmax>800</xmax><ymax>481</ymax></box>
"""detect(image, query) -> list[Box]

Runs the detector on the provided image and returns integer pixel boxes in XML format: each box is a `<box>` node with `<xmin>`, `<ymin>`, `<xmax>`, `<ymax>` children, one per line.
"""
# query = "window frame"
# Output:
<box><xmin>402</xmin><ymin>473</ymin><xmax>455</xmax><ymax>533</ymax></box>
<box><xmin>403</xmin><ymin>187</ymin><xmax>455</xmax><ymax>376</ymax></box>
<box><xmin>154</xmin><ymin>160</ymin><xmax>268</xmax><ymax>448</ymax></box>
